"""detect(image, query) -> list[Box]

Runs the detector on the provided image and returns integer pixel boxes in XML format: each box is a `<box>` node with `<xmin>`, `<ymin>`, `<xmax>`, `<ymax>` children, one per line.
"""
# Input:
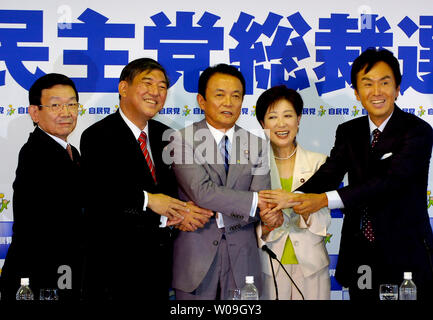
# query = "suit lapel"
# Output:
<box><xmin>226</xmin><ymin>125</ymin><xmax>248</xmax><ymax>188</ymax></box>
<box><xmin>352</xmin><ymin>116</ymin><xmax>372</xmax><ymax>172</ymax></box>
<box><xmin>148</xmin><ymin>119</ymin><xmax>166</xmax><ymax>183</ymax></box>
<box><xmin>112</xmin><ymin>111</ymin><xmax>155</xmax><ymax>184</ymax></box>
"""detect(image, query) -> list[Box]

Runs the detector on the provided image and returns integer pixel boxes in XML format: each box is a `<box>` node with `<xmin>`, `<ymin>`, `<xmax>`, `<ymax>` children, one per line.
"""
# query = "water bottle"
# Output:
<box><xmin>240</xmin><ymin>276</ymin><xmax>259</xmax><ymax>300</ymax></box>
<box><xmin>16</xmin><ymin>278</ymin><xmax>34</xmax><ymax>300</ymax></box>
<box><xmin>399</xmin><ymin>272</ymin><xmax>417</xmax><ymax>300</ymax></box>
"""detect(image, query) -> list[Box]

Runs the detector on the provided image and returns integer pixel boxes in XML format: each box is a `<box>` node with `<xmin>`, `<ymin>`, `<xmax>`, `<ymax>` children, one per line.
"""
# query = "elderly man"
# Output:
<box><xmin>0</xmin><ymin>73</ymin><xmax>83</xmax><ymax>301</ymax></box>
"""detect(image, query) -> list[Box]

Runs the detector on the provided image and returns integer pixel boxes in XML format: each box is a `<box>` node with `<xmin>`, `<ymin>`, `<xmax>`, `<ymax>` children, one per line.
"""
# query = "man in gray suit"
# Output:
<box><xmin>168</xmin><ymin>64</ymin><xmax>282</xmax><ymax>300</ymax></box>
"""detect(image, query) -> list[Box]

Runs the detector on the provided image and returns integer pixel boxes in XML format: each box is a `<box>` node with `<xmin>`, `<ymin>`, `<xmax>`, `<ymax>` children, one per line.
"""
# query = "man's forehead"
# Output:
<box><xmin>207</xmin><ymin>73</ymin><xmax>243</xmax><ymax>90</ymax></box>
<box><xmin>136</xmin><ymin>69</ymin><xmax>167</xmax><ymax>82</ymax></box>
<box><xmin>41</xmin><ymin>85</ymin><xmax>77</xmax><ymax>98</ymax></box>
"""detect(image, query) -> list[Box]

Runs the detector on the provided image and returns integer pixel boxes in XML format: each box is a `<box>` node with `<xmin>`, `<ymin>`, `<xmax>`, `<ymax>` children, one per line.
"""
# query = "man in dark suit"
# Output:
<box><xmin>0</xmin><ymin>73</ymin><xmax>83</xmax><ymax>301</ymax></box>
<box><xmin>80</xmin><ymin>58</ymin><xmax>212</xmax><ymax>301</ymax></box>
<box><xmin>273</xmin><ymin>48</ymin><xmax>433</xmax><ymax>300</ymax></box>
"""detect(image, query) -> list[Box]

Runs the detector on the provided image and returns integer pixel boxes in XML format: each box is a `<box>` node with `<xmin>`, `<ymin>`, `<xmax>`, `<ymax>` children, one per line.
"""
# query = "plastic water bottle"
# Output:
<box><xmin>241</xmin><ymin>276</ymin><xmax>259</xmax><ymax>300</ymax></box>
<box><xmin>16</xmin><ymin>278</ymin><xmax>34</xmax><ymax>300</ymax></box>
<box><xmin>399</xmin><ymin>272</ymin><xmax>417</xmax><ymax>300</ymax></box>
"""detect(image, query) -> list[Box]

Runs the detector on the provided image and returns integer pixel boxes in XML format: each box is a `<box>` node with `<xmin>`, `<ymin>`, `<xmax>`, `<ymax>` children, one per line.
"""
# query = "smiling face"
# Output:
<box><xmin>261</xmin><ymin>98</ymin><xmax>300</xmax><ymax>150</ymax></box>
<box><xmin>118</xmin><ymin>68</ymin><xmax>168</xmax><ymax>130</ymax></box>
<box><xmin>197</xmin><ymin>73</ymin><xmax>243</xmax><ymax>132</ymax></box>
<box><xmin>354</xmin><ymin>61</ymin><xmax>399</xmax><ymax>127</ymax></box>
<box><xmin>29</xmin><ymin>84</ymin><xmax>78</xmax><ymax>141</ymax></box>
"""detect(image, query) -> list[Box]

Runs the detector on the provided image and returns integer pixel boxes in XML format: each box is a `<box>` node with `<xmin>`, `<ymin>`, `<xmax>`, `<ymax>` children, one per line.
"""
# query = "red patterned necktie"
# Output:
<box><xmin>138</xmin><ymin>131</ymin><xmax>157</xmax><ymax>184</ymax></box>
<box><xmin>362</xmin><ymin>128</ymin><xmax>382</xmax><ymax>242</ymax></box>
<box><xmin>66</xmin><ymin>144</ymin><xmax>73</xmax><ymax>161</ymax></box>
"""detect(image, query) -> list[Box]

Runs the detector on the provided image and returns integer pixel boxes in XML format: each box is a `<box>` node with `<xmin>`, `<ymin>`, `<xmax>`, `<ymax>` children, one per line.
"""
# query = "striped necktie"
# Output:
<box><xmin>220</xmin><ymin>135</ymin><xmax>230</xmax><ymax>174</ymax></box>
<box><xmin>138</xmin><ymin>131</ymin><xmax>157</xmax><ymax>184</ymax></box>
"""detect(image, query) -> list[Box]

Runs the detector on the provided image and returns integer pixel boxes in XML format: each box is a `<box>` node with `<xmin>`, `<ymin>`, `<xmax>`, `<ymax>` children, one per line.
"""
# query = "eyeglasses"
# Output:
<box><xmin>39</xmin><ymin>103</ymin><xmax>81</xmax><ymax>113</ymax></box>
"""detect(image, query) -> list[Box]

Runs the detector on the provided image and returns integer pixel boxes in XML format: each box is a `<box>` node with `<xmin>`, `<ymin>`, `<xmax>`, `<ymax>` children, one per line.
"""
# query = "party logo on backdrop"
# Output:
<box><xmin>182</xmin><ymin>105</ymin><xmax>191</xmax><ymax>116</ymax></box>
<box><xmin>351</xmin><ymin>106</ymin><xmax>360</xmax><ymax>117</ymax></box>
<box><xmin>0</xmin><ymin>193</ymin><xmax>10</xmax><ymax>214</ymax></box>
<box><xmin>427</xmin><ymin>190</ymin><xmax>433</xmax><ymax>209</ymax></box>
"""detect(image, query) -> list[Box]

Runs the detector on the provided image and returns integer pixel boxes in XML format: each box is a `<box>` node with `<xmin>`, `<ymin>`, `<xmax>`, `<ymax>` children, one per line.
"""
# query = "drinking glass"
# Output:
<box><xmin>379</xmin><ymin>284</ymin><xmax>398</xmax><ymax>300</ymax></box>
<box><xmin>39</xmin><ymin>288</ymin><xmax>59</xmax><ymax>301</ymax></box>
<box><xmin>228</xmin><ymin>288</ymin><xmax>241</xmax><ymax>300</ymax></box>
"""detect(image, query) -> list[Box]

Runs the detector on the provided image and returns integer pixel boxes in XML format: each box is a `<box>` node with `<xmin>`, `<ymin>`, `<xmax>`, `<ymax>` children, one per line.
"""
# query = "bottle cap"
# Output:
<box><xmin>20</xmin><ymin>278</ymin><xmax>29</xmax><ymax>286</ymax></box>
<box><xmin>245</xmin><ymin>276</ymin><xmax>254</xmax><ymax>284</ymax></box>
<box><xmin>403</xmin><ymin>272</ymin><xmax>412</xmax><ymax>280</ymax></box>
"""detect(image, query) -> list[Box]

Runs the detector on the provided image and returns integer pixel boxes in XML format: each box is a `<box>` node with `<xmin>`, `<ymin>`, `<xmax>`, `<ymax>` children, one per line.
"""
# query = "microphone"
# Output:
<box><xmin>262</xmin><ymin>245</ymin><xmax>278</xmax><ymax>300</ymax></box>
<box><xmin>261</xmin><ymin>245</ymin><xmax>305</xmax><ymax>300</ymax></box>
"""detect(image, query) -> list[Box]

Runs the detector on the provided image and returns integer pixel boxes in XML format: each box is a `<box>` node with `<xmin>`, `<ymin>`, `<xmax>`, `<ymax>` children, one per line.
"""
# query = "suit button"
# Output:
<box><xmin>300</xmin><ymin>178</ymin><xmax>305</xmax><ymax>183</ymax></box>
<box><xmin>213</xmin><ymin>240</ymin><xmax>219</xmax><ymax>246</ymax></box>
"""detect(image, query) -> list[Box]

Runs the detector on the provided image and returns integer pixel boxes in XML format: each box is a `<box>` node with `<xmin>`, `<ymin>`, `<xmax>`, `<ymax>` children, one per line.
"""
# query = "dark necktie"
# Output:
<box><xmin>66</xmin><ymin>144</ymin><xmax>73</xmax><ymax>161</ymax></box>
<box><xmin>220</xmin><ymin>135</ymin><xmax>230</xmax><ymax>174</ymax></box>
<box><xmin>138</xmin><ymin>131</ymin><xmax>157</xmax><ymax>184</ymax></box>
<box><xmin>362</xmin><ymin>128</ymin><xmax>382</xmax><ymax>242</ymax></box>
<box><xmin>371</xmin><ymin>128</ymin><xmax>381</xmax><ymax>148</ymax></box>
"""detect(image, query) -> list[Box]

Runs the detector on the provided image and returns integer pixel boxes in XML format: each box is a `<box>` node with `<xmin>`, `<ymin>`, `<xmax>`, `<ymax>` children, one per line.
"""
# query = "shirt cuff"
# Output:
<box><xmin>159</xmin><ymin>216</ymin><xmax>168</xmax><ymax>228</ymax></box>
<box><xmin>250</xmin><ymin>192</ymin><xmax>258</xmax><ymax>217</ymax></box>
<box><xmin>325</xmin><ymin>190</ymin><xmax>344</xmax><ymax>209</ymax></box>
<box><xmin>143</xmin><ymin>191</ymin><xmax>148</xmax><ymax>211</ymax></box>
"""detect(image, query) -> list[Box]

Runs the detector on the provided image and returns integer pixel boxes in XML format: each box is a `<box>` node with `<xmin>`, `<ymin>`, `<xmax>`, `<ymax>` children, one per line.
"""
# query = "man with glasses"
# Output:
<box><xmin>0</xmin><ymin>73</ymin><xmax>83</xmax><ymax>301</ymax></box>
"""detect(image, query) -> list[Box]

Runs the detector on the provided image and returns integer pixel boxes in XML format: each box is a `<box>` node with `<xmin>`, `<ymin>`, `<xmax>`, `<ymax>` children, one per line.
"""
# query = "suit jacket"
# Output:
<box><xmin>80</xmin><ymin>110</ymin><xmax>178</xmax><ymax>301</ymax></box>
<box><xmin>257</xmin><ymin>145</ymin><xmax>331</xmax><ymax>280</ymax></box>
<box><xmin>171</xmin><ymin>119</ymin><xmax>270</xmax><ymax>293</ymax></box>
<box><xmin>298</xmin><ymin>106</ymin><xmax>433</xmax><ymax>294</ymax></box>
<box><xmin>0</xmin><ymin>127</ymin><xmax>83</xmax><ymax>301</ymax></box>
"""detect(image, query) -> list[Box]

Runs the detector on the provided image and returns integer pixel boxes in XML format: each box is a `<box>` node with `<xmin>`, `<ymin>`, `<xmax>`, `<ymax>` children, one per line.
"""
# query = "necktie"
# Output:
<box><xmin>138</xmin><ymin>131</ymin><xmax>157</xmax><ymax>184</ymax></box>
<box><xmin>362</xmin><ymin>128</ymin><xmax>382</xmax><ymax>242</ymax></box>
<box><xmin>220</xmin><ymin>135</ymin><xmax>230</xmax><ymax>173</ymax></box>
<box><xmin>371</xmin><ymin>128</ymin><xmax>381</xmax><ymax>148</ymax></box>
<box><xmin>66</xmin><ymin>144</ymin><xmax>73</xmax><ymax>161</ymax></box>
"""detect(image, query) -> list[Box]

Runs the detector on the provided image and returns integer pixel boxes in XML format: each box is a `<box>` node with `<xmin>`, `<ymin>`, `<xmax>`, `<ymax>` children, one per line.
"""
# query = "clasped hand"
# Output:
<box><xmin>259</xmin><ymin>189</ymin><xmax>328</xmax><ymax>218</ymax></box>
<box><xmin>147</xmin><ymin>193</ymin><xmax>213</xmax><ymax>231</ymax></box>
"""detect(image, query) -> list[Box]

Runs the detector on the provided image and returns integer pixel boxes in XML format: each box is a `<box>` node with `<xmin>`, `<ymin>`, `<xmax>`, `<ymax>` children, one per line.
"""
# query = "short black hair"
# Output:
<box><xmin>29</xmin><ymin>73</ymin><xmax>79</xmax><ymax>106</ymax></box>
<box><xmin>255</xmin><ymin>85</ymin><xmax>303</xmax><ymax>126</ymax></box>
<box><xmin>198</xmin><ymin>64</ymin><xmax>246</xmax><ymax>99</ymax></box>
<box><xmin>119</xmin><ymin>58</ymin><xmax>169</xmax><ymax>86</ymax></box>
<box><xmin>118</xmin><ymin>58</ymin><xmax>169</xmax><ymax>99</ymax></box>
<box><xmin>351</xmin><ymin>48</ymin><xmax>402</xmax><ymax>90</ymax></box>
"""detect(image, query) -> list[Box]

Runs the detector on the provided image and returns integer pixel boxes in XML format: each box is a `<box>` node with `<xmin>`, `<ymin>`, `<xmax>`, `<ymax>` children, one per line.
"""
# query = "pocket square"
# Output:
<box><xmin>380</xmin><ymin>152</ymin><xmax>393</xmax><ymax>160</ymax></box>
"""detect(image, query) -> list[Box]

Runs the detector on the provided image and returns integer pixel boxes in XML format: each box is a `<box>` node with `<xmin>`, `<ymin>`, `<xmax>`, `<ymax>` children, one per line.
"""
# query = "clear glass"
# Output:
<box><xmin>379</xmin><ymin>284</ymin><xmax>398</xmax><ymax>300</ymax></box>
<box><xmin>227</xmin><ymin>289</ymin><xmax>241</xmax><ymax>300</ymax></box>
<box><xmin>39</xmin><ymin>288</ymin><xmax>59</xmax><ymax>301</ymax></box>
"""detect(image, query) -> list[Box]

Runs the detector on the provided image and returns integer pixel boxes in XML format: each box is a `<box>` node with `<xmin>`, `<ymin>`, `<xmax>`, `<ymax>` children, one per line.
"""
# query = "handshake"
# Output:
<box><xmin>147</xmin><ymin>190</ymin><xmax>328</xmax><ymax>233</ymax></box>
<box><xmin>258</xmin><ymin>190</ymin><xmax>328</xmax><ymax>230</ymax></box>
<box><xmin>147</xmin><ymin>193</ymin><xmax>213</xmax><ymax>232</ymax></box>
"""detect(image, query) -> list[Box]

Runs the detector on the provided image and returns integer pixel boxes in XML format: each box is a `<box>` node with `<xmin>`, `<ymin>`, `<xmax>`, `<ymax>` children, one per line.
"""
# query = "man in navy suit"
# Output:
<box><xmin>281</xmin><ymin>48</ymin><xmax>433</xmax><ymax>300</ymax></box>
<box><xmin>80</xmin><ymin>58</ymin><xmax>212</xmax><ymax>301</ymax></box>
<box><xmin>0</xmin><ymin>73</ymin><xmax>83</xmax><ymax>301</ymax></box>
